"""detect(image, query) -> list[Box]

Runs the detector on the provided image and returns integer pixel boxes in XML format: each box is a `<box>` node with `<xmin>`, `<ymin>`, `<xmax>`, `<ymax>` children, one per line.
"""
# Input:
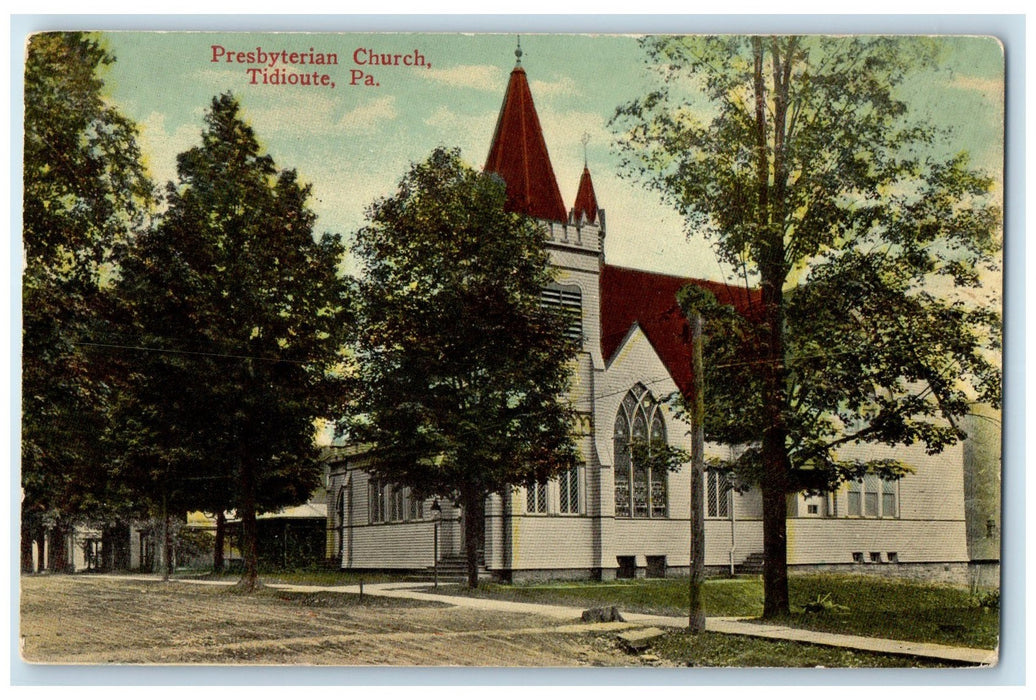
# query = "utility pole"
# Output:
<box><xmin>688</xmin><ymin>310</ymin><xmax>706</xmax><ymax>633</ymax></box>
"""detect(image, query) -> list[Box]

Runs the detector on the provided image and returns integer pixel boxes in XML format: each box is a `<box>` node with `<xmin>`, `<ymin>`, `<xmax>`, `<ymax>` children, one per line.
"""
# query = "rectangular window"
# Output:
<box><xmin>847</xmin><ymin>476</ymin><xmax>899</xmax><ymax>518</ymax></box>
<box><xmin>847</xmin><ymin>480</ymin><xmax>862</xmax><ymax>516</ymax></box>
<box><xmin>390</xmin><ymin>486</ymin><xmax>404</xmax><ymax>522</ymax></box>
<box><xmin>408</xmin><ymin>491</ymin><xmax>424</xmax><ymax>521</ymax></box>
<box><xmin>526</xmin><ymin>481</ymin><xmax>547</xmax><ymax>514</ymax></box>
<box><xmin>369</xmin><ymin>479</ymin><xmax>386</xmax><ymax>524</ymax></box>
<box><xmin>706</xmin><ymin>471</ymin><xmax>731</xmax><ymax>518</ymax></box>
<box><xmin>864</xmin><ymin>474</ymin><xmax>880</xmax><ymax>516</ymax></box>
<box><xmin>558</xmin><ymin>465</ymin><xmax>580</xmax><ymax>514</ymax></box>
<box><xmin>882</xmin><ymin>478</ymin><xmax>897</xmax><ymax>517</ymax></box>
<box><xmin>869</xmin><ymin>552</ymin><xmax>882</xmax><ymax>563</ymax></box>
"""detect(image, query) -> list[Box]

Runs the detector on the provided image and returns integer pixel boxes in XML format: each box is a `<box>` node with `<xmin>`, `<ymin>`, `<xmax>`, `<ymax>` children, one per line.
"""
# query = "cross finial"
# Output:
<box><xmin>581</xmin><ymin>132</ymin><xmax>590</xmax><ymax>167</ymax></box>
<box><xmin>515</xmin><ymin>35</ymin><xmax>523</xmax><ymax>64</ymax></box>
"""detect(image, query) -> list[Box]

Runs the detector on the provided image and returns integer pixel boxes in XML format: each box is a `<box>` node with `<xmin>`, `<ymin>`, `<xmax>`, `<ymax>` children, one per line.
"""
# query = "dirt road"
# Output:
<box><xmin>19</xmin><ymin>575</ymin><xmax>655</xmax><ymax>667</ymax></box>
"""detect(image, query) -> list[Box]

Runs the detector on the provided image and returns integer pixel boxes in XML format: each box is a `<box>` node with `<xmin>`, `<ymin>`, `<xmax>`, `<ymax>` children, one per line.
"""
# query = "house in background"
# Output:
<box><xmin>325</xmin><ymin>51</ymin><xmax>994</xmax><ymax>586</ymax></box>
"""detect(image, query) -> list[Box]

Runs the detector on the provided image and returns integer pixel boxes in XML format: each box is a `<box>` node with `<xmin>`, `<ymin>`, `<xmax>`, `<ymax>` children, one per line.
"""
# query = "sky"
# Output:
<box><xmin>97</xmin><ymin>32</ymin><xmax>1004</xmax><ymax>285</ymax></box>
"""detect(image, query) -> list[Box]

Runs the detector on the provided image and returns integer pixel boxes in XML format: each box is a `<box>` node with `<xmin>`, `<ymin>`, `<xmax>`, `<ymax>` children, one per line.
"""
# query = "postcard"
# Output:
<box><xmin>19</xmin><ymin>29</ymin><xmax>1004</xmax><ymax>670</ymax></box>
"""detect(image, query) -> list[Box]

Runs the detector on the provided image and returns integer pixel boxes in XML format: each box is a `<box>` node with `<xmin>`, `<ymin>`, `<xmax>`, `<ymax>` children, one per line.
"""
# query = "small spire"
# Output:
<box><xmin>515</xmin><ymin>35</ymin><xmax>523</xmax><ymax>64</ymax></box>
<box><xmin>581</xmin><ymin>132</ymin><xmax>590</xmax><ymax>168</ymax></box>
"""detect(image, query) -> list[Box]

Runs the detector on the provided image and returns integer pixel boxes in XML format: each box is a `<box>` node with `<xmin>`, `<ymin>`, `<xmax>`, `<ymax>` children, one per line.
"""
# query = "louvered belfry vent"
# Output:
<box><xmin>541</xmin><ymin>283</ymin><xmax>582</xmax><ymax>345</ymax></box>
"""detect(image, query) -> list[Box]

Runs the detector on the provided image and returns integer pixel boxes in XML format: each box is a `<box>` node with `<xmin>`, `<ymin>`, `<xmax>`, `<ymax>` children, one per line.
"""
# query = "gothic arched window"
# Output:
<box><xmin>613</xmin><ymin>384</ymin><xmax>669</xmax><ymax>518</ymax></box>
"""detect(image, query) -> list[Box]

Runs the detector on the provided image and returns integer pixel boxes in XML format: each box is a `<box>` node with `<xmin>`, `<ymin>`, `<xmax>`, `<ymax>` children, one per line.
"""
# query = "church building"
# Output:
<box><xmin>325</xmin><ymin>51</ymin><xmax>972</xmax><ymax>584</ymax></box>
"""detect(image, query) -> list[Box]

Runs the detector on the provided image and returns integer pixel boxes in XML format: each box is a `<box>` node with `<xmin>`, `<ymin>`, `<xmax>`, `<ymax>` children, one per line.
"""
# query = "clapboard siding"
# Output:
<box><xmin>350</xmin><ymin>522</ymin><xmax>436</xmax><ymax>569</ymax></box>
<box><xmin>510</xmin><ymin>515</ymin><xmax>596</xmax><ymax>569</ymax></box>
<box><xmin>787</xmin><ymin>518</ymin><xmax>967</xmax><ymax>564</ymax></box>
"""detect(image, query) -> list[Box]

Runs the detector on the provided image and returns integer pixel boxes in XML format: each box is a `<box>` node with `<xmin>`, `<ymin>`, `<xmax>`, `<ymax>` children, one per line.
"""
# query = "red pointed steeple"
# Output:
<box><xmin>484</xmin><ymin>53</ymin><xmax>567</xmax><ymax>223</ymax></box>
<box><xmin>573</xmin><ymin>166</ymin><xmax>598</xmax><ymax>224</ymax></box>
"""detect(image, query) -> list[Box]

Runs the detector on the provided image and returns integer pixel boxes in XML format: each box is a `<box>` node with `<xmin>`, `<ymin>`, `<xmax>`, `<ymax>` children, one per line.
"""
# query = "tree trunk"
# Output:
<box><xmin>163</xmin><ymin>509</ymin><xmax>174</xmax><ymax>580</ymax></box>
<box><xmin>238</xmin><ymin>461</ymin><xmax>260</xmax><ymax>592</ymax></box>
<box><xmin>760</xmin><ymin>477</ymin><xmax>790</xmax><ymax>617</ymax></box>
<box><xmin>462</xmin><ymin>489</ymin><xmax>485</xmax><ymax>589</ymax></box>
<box><xmin>101</xmin><ymin>526</ymin><xmax>114</xmax><ymax>572</ymax></box>
<box><xmin>35</xmin><ymin>530</ymin><xmax>47</xmax><ymax>573</ymax></box>
<box><xmin>213</xmin><ymin>511</ymin><xmax>226</xmax><ymax>575</ymax></box>
<box><xmin>753</xmin><ymin>34</ymin><xmax>794</xmax><ymax>621</ymax></box>
<box><xmin>20</xmin><ymin>521</ymin><xmax>36</xmax><ymax>574</ymax></box>
<box><xmin>47</xmin><ymin>522</ymin><xmax>70</xmax><ymax>572</ymax></box>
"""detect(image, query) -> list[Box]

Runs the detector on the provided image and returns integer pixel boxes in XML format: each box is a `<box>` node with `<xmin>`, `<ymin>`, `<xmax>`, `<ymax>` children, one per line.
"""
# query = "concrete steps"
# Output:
<box><xmin>429</xmin><ymin>554</ymin><xmax>487</xmax><ymax>582</ymax></box>
<box><xmin>735</xmin><ymin>552</ymin><xmax>765</xmax><ymax>575</ymax></box>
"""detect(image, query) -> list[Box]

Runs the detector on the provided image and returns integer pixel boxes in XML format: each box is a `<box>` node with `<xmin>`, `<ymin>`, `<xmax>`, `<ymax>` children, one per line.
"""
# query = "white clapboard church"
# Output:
<box><xmin>325</xmin><ymin>52</ymin><xmax>976</xmax><ymax>584</ymax></box>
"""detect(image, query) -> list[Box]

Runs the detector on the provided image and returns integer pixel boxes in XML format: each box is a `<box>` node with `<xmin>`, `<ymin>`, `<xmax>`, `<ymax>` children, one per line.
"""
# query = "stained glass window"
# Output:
<box><xmin>613</xmin><ymin>384</ymin><xmax>670</xmax><ymax>518</ymax></box>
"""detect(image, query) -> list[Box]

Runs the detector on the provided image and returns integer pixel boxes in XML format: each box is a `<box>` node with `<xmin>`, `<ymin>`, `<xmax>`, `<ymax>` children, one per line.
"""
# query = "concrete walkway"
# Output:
<box><xmin>98</xmin><ymin>575</ymin><xmax>997</xmax><ymax>666</ymax></box>
<box><xmin>274</xmin><ymin>580</ymin><xmax>998</xmax><ymax>666</ymax></box>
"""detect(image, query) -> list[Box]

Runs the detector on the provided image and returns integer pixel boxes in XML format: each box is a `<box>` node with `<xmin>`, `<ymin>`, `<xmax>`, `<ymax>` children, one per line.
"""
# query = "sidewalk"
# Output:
<box><xmin>274</xmin><ymin>579</ymin><xmax>998</xmax><ymax>667</ymax></box>
<box><xmin>98</xmin><ymin>574</ymin><xmax>997</xmax><ymax>666</ymax></box>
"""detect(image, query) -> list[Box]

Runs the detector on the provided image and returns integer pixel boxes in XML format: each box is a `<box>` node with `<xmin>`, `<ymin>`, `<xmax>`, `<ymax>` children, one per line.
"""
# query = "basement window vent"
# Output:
<box><xmin>887</xmin><ymin>552</ymin><xmax>899</xmax><ymax>563</ymax></box>
<box><xmin>869</xmin><ymin>552</ymin><xmax>882</xmax><ymax>563</ymax></box>
<box><xmin>852</xmin><ymin>552</ymin><xmax>864</xmax><ymax>563</ymax></box>
<box><xmin>616</xmin><ymin>556</ymin><xmax>636</xmax><ymax>579</ymax></box>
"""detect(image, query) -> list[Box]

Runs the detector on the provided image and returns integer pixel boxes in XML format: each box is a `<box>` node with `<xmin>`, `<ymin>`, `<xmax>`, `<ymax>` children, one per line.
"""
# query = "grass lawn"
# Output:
<box><xmin>449</xmin><ymin>574</ymin><xmax>999</xmax><ymax>650</ymax></box>
<box><xmin>651</xmin><ymin>631</ymin><xmax>957</xmax><ymax>668</ymax></box>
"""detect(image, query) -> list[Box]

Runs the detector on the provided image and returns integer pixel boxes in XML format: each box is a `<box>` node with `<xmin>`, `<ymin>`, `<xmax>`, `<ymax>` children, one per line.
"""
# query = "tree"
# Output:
<box><xmin>113</xmin><ymin>93</ymin><xmax>351</xmax><ymax>590</ymax></box>
<box><xmin>351</xmin><ymin>147</ymin><xmax>580</xmax><ymax>587</ymax></box>
<box><xmin>22</xmin><ymin>32</ymin><xmax>155</xmax><ymax>572</ymax></box>
<box><xmin>615</xmin><ymin>36</ymin><xmax>1001</xmax><ymax>617</ymax></box>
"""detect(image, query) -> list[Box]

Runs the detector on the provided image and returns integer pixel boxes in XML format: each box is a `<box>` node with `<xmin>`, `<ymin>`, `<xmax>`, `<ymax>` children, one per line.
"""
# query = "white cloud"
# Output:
<box><xmin>423</xmin><ymin>107</ymin><xmax>498</xmax><ymax>165</ymax></box>
<box><xmin>949</xmin><ymin>74</ymin><xmax>1003</xmax><ymax>99</ymax></box>
<box><xmin>425</xmin><ymin>64</ymin><xmax>504</xmax><ymax>91</ymax></box>
<box><xmin>137</xmin><ymin>111</ymin><xmax>204</xmax><ymax>187</ymax></box>
<box><xmin>337</xmin><ymin>95</ymin><xmax>398</xmax><ymax>133</ymax></box>
<box><xmin>530</xmin><ymin>75</ymin><xmax>580</xmax><ymax>98</ymax></box>
<box><xmin>248</xmin><ymin>93</ymin><xmax>339</xmax><ymax>136</ymax></box>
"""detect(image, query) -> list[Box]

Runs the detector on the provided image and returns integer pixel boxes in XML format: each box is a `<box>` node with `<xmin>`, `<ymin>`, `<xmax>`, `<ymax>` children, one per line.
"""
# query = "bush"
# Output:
<box><xmin>973</xmin><ymin>589</ymin><xmax>999</xmax><ymax>611</ymax></box>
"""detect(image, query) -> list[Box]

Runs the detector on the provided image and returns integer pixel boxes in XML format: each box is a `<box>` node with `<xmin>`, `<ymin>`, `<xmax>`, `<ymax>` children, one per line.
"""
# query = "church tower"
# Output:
<box><xmin>482</xmin><ymin>41</ymin><xmax>608</xmax><ymax>578</ymax></box>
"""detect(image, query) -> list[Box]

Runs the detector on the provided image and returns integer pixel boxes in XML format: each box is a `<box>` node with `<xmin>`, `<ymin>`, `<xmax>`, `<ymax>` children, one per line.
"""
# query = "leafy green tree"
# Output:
<box><xmin>351</xmin><ymin>147</ymin><xmax>580</xmax><ymax>587</ymax></box>
<box><xmin>22</xmin><ymin>32</ymin><xmax>154</xmax><ymax>572</ymax></box>
<box><xmin>615</xmin><ymin>36</ymin><xmax>1001</xmax><ymax>616</ymax></box>
<box><xmin>114</xmin><ymin>93</ymin><xmax>351</xmax><ymax>590</ymax></box>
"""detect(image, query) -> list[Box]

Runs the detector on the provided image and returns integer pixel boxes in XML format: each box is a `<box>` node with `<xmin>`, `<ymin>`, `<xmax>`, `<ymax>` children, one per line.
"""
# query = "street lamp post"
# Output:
<box><xmin>431</xmin><ymin>499</ymin><xmax>442</xmax><ymax>589</ymax></box>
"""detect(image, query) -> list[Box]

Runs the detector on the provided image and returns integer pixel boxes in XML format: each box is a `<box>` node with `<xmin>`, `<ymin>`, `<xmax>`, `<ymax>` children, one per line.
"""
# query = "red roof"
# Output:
<box><xmin>484</xmin><ymin>65</ymin><xmax>568</xmax><ymax>223</ymax></box>
<box><xmin>600</xmin><ymin>265</ymin><xmax>762</xmax><ymax>396</ymax></box>
<box><xmin>572</xmin><ymin>166</ymin><xmax>598</xmax><ymax>224</ymax></box>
